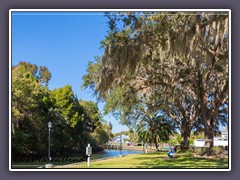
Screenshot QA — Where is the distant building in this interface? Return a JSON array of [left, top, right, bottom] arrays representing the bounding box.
[[194, 127, 228, 147], [110, 134, 129, 144], [221, 127, 228, 140]]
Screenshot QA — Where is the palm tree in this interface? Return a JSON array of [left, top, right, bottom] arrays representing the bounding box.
[[137, 112, 176, 150]]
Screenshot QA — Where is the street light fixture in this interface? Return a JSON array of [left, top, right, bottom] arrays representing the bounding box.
[[48, 121, 52, 128]]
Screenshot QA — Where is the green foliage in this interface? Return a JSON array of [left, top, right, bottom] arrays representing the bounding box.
[[194, 146, 226, 156], [193, 132, 205, 139], [52, 85, 81, 128], [194, 147, 206, 156], [92, 123, 111, 147], [39, 66, 52, 86], [16, 61, 51, 86], [137, 113, 176, 149], [12, 64, 51, 154], [12, 62, 111, 157], [79, 100, 102, 132], [212, 146, 226, 155], [167, 133, 181, 145], [128, 129, 139, 142], [81, 56, 101, 91], [91, 12, 229, 154]]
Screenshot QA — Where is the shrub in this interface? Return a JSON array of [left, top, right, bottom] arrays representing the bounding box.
[[194, 146, 226, 156], [212, 146, 225, 155], [194, 147, 205, 156]]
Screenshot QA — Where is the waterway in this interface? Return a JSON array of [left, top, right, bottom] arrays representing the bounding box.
[[91, 149, 142, 160]]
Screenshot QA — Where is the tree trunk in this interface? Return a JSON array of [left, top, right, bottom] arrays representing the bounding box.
[[198, 72, 215, 155], [204, 119, 214, 155], [180, 131, 190, 150], [154, 136, 159, 150], [180, 120, 191, 150]]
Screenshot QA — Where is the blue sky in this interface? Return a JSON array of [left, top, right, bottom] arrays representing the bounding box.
[[12, 11, 129, 133]]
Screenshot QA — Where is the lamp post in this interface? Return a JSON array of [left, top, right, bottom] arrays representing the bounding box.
[[48, 121, 52, 162], [45, 121, 53, 168]]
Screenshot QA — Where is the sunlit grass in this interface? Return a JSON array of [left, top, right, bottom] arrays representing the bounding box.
[[55, 151, 228, 169]]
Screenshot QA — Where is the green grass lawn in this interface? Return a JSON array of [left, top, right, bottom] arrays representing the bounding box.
[[55, 151, 228, 169]]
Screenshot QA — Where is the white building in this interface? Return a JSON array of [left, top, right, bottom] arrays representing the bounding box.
[[194, 127, 228, 147], [221, 127, 228, 139]]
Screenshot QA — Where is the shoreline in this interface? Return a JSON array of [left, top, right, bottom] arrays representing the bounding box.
[[113, 146, 157, 152]]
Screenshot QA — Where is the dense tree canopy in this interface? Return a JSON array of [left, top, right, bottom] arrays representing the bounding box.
[[12, 64, 51, 154], [12, 62, 111, 157], [82, 11, 229, 155]]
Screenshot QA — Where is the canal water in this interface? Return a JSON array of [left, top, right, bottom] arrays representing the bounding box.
[[90, 149, 142, 160]]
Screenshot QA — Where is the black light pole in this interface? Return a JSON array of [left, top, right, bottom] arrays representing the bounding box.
[[48, 121, 52, 163]]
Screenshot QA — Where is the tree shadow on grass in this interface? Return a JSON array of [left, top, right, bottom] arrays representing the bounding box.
[[134, 156, 228, 169], [133, 155, 166, 160]]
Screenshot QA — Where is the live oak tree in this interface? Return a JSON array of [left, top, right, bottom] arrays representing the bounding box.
[[93, 12, 229, 155], [134, 59, 201, 150], [82, 55, 198, 150]]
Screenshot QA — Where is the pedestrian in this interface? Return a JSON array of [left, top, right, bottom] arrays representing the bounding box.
[[167, 144, 175, 159]]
